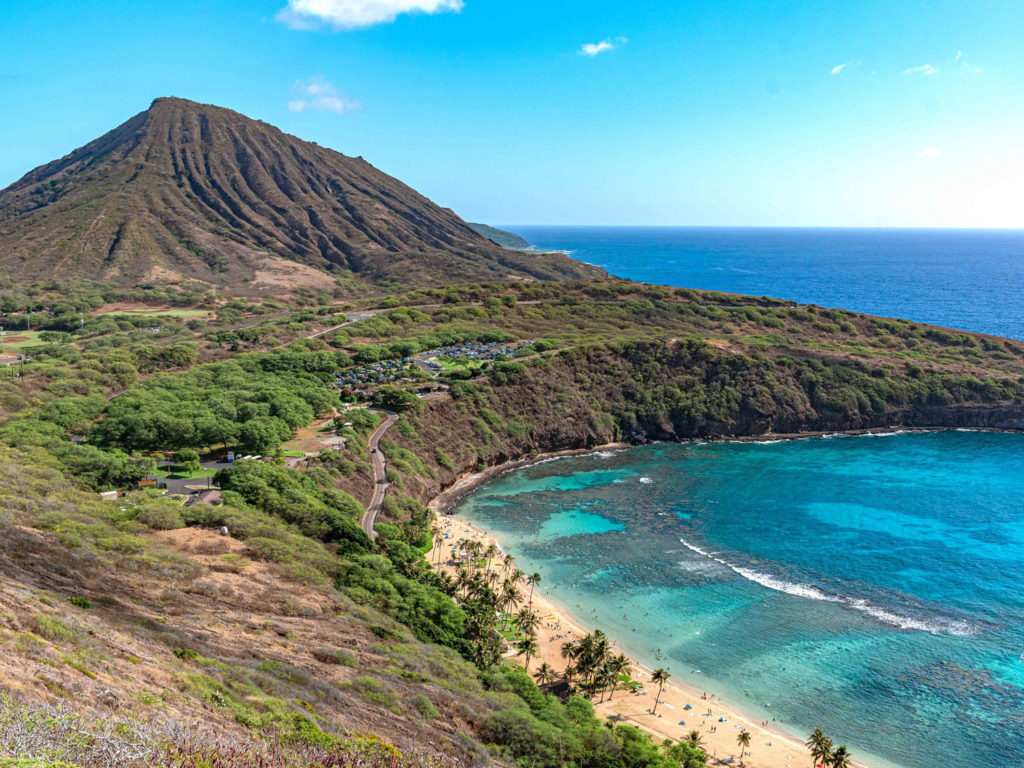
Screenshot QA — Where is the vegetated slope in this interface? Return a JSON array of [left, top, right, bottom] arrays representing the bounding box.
[[467, 224, 530, 250], [4, 280, 1024, 767], [315, 284, 1024, 506], [0, 445, 484, 763], [0, 98, 601, 294]]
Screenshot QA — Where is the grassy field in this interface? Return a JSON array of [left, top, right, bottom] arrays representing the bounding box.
[[152, 464, 218, 479], [91, 306, 211, 319], [0, 329, 45, 351], [436, 356, 485, 375]]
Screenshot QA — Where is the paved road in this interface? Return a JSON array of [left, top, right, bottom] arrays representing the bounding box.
[[308, 311, 378, 339], [360, 409, 399, 540]]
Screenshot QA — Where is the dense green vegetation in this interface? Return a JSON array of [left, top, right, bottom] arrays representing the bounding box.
[[1, 275, 1021, 767]]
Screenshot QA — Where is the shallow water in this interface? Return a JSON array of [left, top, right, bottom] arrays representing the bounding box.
[[454, 431, 1024, 768]]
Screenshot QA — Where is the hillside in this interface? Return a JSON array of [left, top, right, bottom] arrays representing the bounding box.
[[467, 224, 530, 250], [1, 279, 1024, 767], [0, 98, 601, 294]]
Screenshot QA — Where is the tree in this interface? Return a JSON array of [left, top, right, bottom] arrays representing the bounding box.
[[39, 331, 72, 346], [534, 662, 555, 686], [516, 607, 540, 637], [432, 526, 443, 564], [526, 572, 541, 606], [806, 729, 834, 768], [238, 416, 290, 453], [500, 578, 519, 629], [650, 668, 670, 715], [829, 746, 852, 768], [484, 543, 498, 571], [605, 653, 631, 700], [176, 448, 201, 475], [372, 385, 422, 412], [736, 730, 751, 766], [515, 636, 539, 670]]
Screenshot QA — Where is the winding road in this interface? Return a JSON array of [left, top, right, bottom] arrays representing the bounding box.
[[308, 310, 378, 339], [360, 409, 398, 540]]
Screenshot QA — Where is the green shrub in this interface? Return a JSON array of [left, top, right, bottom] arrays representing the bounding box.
[[312, 647, 357, 666], [412, 693, 438, 720]]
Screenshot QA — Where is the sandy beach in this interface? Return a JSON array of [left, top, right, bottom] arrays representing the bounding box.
[[427, 449, 875, 768]]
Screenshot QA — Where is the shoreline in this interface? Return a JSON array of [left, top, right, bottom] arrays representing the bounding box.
[[427, 511, 838, 768], [430, 424, 1014, 514], [421, 430, 971, 768]]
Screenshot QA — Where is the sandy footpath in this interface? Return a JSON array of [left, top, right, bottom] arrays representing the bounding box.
[[426, 449, 873, 768]]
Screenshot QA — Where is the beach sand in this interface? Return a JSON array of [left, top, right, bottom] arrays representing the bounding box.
[[426, 453, 872, 768]]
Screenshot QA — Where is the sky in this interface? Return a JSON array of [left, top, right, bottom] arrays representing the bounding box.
[[0, 0, 1022, 228]]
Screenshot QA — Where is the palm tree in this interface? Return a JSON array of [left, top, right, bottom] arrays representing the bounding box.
[[806, 728, 834, 768], [605, 654, 631, 700], [650, 668, 670, 714], [594, 661, 614, 702], [467, 540, 483, 571], [560, 640, 578, 662], [498, 578, 518, 629], [515, 635, 539, 670], [534, 662, 555, 686], [574, 634, 598, 688], [736, 730, 751, 767], [829, 746, 852, 768], [516, 607, 540, 637], [431, 526, 443, 563], [526, 572, 542, 605], [687, 731, 704, 749]]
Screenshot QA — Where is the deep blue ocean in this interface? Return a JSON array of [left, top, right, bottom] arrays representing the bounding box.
[[455, 434, 1024, 768], [506, 226, 1024, 340]]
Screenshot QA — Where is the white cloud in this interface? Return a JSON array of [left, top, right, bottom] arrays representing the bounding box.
[[578, 37, 625, 57], [830, 61, 859, 75], [288, 76, 361, 114], [921, 147, 942, 157], [903, 64, 937, 76], [954, 50, 982, 74], [278, 0, 463, 30]]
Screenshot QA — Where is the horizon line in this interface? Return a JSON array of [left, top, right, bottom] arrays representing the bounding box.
[[495, 224, 1024, 232]]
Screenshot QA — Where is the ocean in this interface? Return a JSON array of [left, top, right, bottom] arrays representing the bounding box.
[[505, 226, 1024, 340], [454, 433, 1024, 768]]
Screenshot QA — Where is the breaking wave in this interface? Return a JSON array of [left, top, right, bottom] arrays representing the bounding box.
[[678, 538, 978, 636]]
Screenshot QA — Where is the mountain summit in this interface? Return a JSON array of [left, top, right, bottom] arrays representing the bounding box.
[[0, 98, 599, 292]]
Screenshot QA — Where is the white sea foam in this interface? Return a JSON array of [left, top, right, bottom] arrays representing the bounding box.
[[678, 538, 978, 636]]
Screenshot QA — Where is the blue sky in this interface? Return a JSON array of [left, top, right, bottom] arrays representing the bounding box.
[[1, 0, 1021, 227]]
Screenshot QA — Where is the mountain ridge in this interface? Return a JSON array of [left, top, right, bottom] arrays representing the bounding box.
[[0, 97, 602, 293], [467, 223, 531, 249]]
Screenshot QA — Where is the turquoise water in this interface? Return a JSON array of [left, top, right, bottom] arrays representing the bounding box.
[[454, 433, 1024, 768]]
